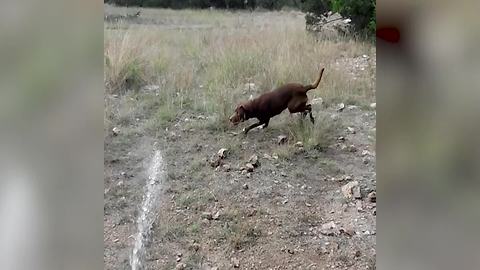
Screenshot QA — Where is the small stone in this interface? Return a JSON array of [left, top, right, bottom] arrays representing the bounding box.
[[370, 103, 376, 109], [282, 199, 289, 204], [277, 135, 288, 144], [176, 257, 182, 262], [175, 263, 186, 270], [263, 153, 272, 160], [217, 148, 228, 158], [272, 154, 279, 159], [232, 257, 240, 268], [361, 150, 371, 157], [353, 186, 362, 199], [354, 250, 361, 257], [177, 252, 183, 257], [248, 155, 260, 167], [347, 127, 356, 134], [246, 172, 251, 178], [222, 164, 231, 171], [367, 191, 376, 202], [213, 211, 220, 220], [337, 136, 345, 142], [337, 103, 345, 112], [339, 227, 355, 237], [305, 202, 312, 207], [201, 212, 213, 220], [287, 249, 295, 254], [280, 172, 287, 177], [363, 157, 370, 164], [341, 181, 359, 199], [112, 127, 120, 136], [320, 221, 338, 236], [190, 243, 200, 251], [243, 183, 249, 190], [245, 163, 254, 172], [295, 141, 304, 147], [347, 144, 357, 152]]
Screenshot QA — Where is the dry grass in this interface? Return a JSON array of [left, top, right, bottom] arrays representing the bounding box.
[[104, 6, 375, 138]]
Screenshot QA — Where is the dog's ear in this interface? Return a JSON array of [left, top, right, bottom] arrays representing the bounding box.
[[237, 105, 246, 119]]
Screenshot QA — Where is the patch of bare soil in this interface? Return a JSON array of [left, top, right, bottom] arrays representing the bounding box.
[[103, 101, 376, 269]]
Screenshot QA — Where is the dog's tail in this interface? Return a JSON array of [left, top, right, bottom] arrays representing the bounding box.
[[304, 68, 325, 92]]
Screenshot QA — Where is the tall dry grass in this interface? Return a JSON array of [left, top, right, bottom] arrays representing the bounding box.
[[104, 7, 375, 133]]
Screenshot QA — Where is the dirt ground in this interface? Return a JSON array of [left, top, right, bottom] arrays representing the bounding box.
[[104, 6, 375, 270], [105, 105, 376, 270]]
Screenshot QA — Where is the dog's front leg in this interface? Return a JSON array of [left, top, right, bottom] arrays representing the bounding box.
[[243, 121, 263, 134]]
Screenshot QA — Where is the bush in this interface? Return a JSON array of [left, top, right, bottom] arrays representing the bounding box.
[[301, 0, 376, 35]]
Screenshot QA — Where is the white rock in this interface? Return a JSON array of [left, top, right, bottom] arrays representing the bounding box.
[[217, 148, 228, 158], [370, 103, 376, 109], [341, 181, 359, 199]]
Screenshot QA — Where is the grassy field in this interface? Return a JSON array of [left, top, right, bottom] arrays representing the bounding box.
[[104, 6, 375, 137], [104, 5, 376, 270]]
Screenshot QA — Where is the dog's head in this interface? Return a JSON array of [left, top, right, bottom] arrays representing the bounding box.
[[229, 105, 247, 125]]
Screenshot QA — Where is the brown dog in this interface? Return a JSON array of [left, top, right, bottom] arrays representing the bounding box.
[[229, 68, 325, 134]]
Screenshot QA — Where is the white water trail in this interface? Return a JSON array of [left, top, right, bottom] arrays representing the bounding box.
[[130, 150, 165, 270]]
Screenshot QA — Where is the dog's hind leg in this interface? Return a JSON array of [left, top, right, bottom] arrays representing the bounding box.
[[306, 104, 314, 124]]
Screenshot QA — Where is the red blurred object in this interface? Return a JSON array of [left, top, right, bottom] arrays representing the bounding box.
[[377, 27, 400, 43]]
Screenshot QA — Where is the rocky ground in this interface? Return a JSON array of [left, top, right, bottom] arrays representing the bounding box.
[[104, 101, 376, 270]]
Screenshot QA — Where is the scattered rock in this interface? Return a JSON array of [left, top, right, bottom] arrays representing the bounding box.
[[242, 183, 249, 190], [282, 199, 289, 204], [337, 136, 345, 142], [245, 163, 255, 172], [222, 164, 231, 171], [248, 154, 260, 167], [354, 250, 361, 257], [212, 211, 220, 220], [370, 102, 376, 109], [277, 135, 288, 145], [272, 154, 279, 159], [175, 263, 186, 270], [177, 252, 183, 258], [367, 191, 376, 202], [361, 150, 371, 157], [339, 227, 355, 237], [347, 144, 357, 152], [176, 257, 182, 262], [337, 103, 345, 112], [311, 97, 323, 105], [217, 148, 228, 159], [209, 155, 222, 167], [347, 127, 356, 134], [341, 181, 359, 199], [295, 141, 304, 148], [305, 202, 312, 207], [201, 212, 213, 220], [231, 257, 240, 268], [280, 172, 287, 177], [320, 221, 338, 236], [353, 186, 362, 199], [190, 242, 200, 251], [112, 127, 120, 136]]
